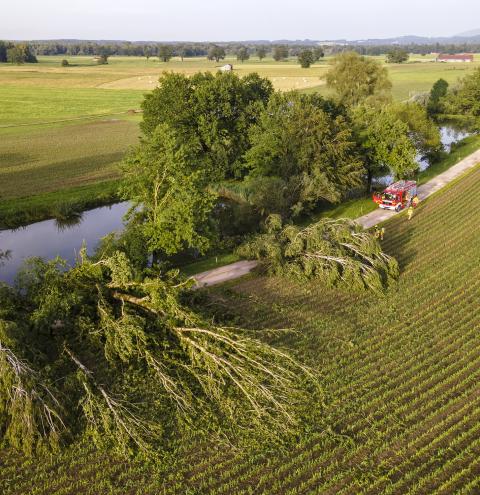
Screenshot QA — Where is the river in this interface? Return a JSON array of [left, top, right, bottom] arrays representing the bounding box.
[[0, 126, 474, 286]]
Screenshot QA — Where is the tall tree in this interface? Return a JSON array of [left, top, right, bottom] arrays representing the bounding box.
[[157, 44, 173, 62], [427, 78, 449, 116], [298, 49, 315, 68], [236, 46, 250, 63], [325, 52, 392, 107], [7, 46, 25, 65], [0, 41, 9, 63], [272, 45, 289, 61], [122, 124, 216, 258], [386, 48, 409, 63], [313, 46, 324, 61], [353, 104, 418, 191], [207, 45, 226, 62], [243, 92, 364, 218], [256, 46, 267, 60]]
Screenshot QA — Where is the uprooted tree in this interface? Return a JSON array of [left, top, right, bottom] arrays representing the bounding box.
[[0, 250, 315, 457], [238, 215, 399, 292]]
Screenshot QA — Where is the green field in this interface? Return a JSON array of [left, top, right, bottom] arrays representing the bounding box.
[[1, 54, 480, 227], [1, 157, 479, 493]]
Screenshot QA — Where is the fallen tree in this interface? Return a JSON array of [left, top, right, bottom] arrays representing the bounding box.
[[0, 250, 316, 457], [238, 215, 399, 292]]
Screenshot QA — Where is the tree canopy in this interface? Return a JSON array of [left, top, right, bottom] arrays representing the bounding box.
[[446, 68, 480, 117], [353, 104, 418, 189], [207, 45, 226, 62], [325, 52, 392, 107], [427, 78, 449, 116], [243, 92, 364, 218], [386, 48, 409, 63], [298, 49, 315, 68], [141, 71, 273, 179], [121, 124, 217, 259]]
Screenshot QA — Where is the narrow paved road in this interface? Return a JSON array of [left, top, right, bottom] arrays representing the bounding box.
[[194, 149, 480, 288]]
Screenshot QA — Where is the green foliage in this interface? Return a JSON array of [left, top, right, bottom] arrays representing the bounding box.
[[243, 92, 364, 218], [256, 46, 267, 60], [0, 40, 9, 63], [60, 59, 69, 67], [390, 101, 442, 154], [236, 46, 250, 62], [353, 104, 418, 187], [273, 45, 289, 61], [325, 51, 392, 107], [207, 45, 225, 62], [427, 78, 449, 116], [141, 71, 273, 178], [157, 45, 173, 62], [386, 48, 409, 63], [446, 68, 480, 117], [0, 250, 315, 457], [298, 49, 315, 68], [121, 124, 217, 257], [238, 215, 398, 292]]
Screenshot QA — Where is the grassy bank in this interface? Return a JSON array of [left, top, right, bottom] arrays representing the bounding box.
[[0, 181, 121, 229]]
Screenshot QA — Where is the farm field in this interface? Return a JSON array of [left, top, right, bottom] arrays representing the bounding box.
[[1, 161, 479, 493], [1, 53, 480, 226]]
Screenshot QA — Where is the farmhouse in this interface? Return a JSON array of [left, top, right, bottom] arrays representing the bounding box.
[[220, 63, 233, 72], [436, 53, 474, 63]]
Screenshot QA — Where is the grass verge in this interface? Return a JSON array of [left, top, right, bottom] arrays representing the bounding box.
[[0, 181, 121, 229]]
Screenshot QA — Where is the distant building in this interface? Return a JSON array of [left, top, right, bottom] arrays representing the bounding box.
[[220, 64, 233, 72], [436, 53, 474, 63]]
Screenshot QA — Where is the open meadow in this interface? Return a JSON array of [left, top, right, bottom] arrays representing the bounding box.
[[1, 159, 479, 494], [1, 53, 480, 225]]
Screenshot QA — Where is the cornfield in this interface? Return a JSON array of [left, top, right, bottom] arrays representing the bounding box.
[[1, 165, 480, 494]]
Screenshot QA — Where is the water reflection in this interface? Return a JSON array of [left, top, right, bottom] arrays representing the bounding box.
[[0, 202, 130, 286]]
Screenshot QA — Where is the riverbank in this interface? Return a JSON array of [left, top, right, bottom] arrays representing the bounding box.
[[0, 180, 121, 229]]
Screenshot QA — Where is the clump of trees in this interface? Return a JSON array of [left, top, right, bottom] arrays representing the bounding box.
[[386, 48, 409, 63], [0, 250, 315, 456], [0, 42, 38, 64], [238, 215, 399, 292], [236, 46, 250, 63], [445, 68, 480, 118], [158, 44, 174, 62]]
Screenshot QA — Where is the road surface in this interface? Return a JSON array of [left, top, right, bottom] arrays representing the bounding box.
[[193, 149, 480, 287]]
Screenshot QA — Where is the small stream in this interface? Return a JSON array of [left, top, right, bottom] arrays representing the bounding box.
[[0, 125, 474, 286]]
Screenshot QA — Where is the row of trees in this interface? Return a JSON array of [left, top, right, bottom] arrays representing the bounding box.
[[0, 41, 37, 64]]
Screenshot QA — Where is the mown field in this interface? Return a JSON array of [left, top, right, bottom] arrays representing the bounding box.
[[1, 161, 479, 493]]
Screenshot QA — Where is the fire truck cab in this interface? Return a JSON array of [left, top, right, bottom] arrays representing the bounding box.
[[373, 180, 417, 212]]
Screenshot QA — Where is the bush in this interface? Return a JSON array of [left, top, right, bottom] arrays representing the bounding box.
[[61, 59, 69, 67]]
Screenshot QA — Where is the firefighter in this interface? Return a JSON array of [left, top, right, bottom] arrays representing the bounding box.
[[407, 206, 414, 221], [374, 225, 380, 239], [412, 195, 419, 208], [380, 227, 385, 240]]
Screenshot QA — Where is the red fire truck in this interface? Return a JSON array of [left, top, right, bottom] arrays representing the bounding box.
[[373, 180, 417, 212]]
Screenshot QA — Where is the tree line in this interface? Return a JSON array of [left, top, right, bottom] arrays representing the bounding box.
[[0, 41, 37, 64]]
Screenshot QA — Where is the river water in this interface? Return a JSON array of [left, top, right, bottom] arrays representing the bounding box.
[[0, 202, 130, 285], [0, 126, 474, 286]]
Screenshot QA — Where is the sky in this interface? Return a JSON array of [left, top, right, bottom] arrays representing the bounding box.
[[2, 0, 480, 41]]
